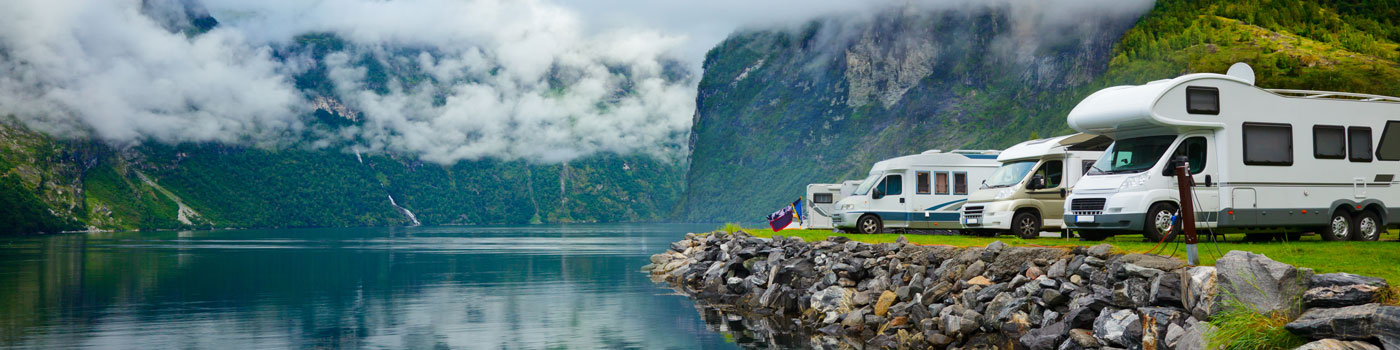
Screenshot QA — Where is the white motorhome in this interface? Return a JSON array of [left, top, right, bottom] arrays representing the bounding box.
[[1064, 63, 1400, 242], [834, 150, 1001, 234], [804, 180, 862, 230], [960, 134, 1111, 238]]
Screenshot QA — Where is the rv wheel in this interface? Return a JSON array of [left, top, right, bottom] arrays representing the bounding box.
[[1143, 203, 1179, 243], [1013, 212, 1041, 239], [857, 215, 883, 235], [1353, 211, 1381, 241], [1322, 211, 1352, 241]]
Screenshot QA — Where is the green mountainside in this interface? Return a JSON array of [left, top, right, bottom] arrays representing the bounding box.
[[0, 120, 682, 234], [678, 0, 1400, 222]]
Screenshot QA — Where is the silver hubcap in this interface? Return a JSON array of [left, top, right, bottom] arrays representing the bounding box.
[[1020, 217, 1035, 234], [862, 219, 877, 233], [1360, 217, 1378, 239], [1332, 216, 1349, 237], [1154, 211, 1173, 234]]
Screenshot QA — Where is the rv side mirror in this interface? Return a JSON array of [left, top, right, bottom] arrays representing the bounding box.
[[1028, 174, 1046, 190], [1165, 155, 1190, 176], [872, 189, 885, 199]]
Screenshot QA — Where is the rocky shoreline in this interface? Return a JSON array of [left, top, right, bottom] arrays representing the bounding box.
[[645, 231, 1398, 349]]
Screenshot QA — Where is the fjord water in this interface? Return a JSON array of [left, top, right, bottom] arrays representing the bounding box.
[[0, 224, 749, 349]]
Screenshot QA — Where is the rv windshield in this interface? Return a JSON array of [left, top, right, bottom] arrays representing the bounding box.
[[983, 161, 1037, 189], [1088, 136, 1177, 175], [853, 173, 881, 195]]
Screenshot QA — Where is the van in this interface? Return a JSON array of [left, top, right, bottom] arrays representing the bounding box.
[[1064, 63, 1400, 242], [834, 150, 1001, 234], [804, 180, 862, 230], [960, 134, 1111, 238]]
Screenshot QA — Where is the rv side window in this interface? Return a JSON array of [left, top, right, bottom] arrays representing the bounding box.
[[935, 172, 950, 195], [1377, 121, 1400, 161], [1033, 161, 1063, 188], [881, 175, 902, 196], [1242, 123, 1293, 166], [953, 173, 968, 195], [916, 171, 931, 194], [813, 193, 834, 204], [1172, 137, 1208, 174], [1349, 126, 1373, 162], [1313, 125, 1346, 159], [1081, 160, 1096, 176], [1186, 86, 1220, 115]]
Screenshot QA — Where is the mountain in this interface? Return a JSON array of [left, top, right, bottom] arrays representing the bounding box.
[[677, 0, 1400, 222]]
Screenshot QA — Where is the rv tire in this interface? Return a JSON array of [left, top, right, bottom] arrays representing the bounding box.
[[1322, 211, 1353, 241], [1143, 203, 1179, 243], [857, 215, 883, 235], [1352, 211, 1381, 241], [1012, 211, 1041, 239]]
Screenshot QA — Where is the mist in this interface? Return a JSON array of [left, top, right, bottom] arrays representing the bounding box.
[[0, 0, 1153, 164]]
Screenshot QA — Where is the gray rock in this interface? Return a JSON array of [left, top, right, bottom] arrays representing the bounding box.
[[1069, 328, 1101, 348], [1150, 272, 1184, 308], [1118, 253, 1188, 271], [1215, 250, 1312, 317], [1087, 244, 1114, 258], [896, 235, 909, 244], [927, 332, 954, 347], [964, 260, 988, 281], [1285, 303, 1400, 350], [1305, 273, 1390, 308], [1021, 321, 1070, 350], [1048, 259, 1069, 278], [726, 276, 746, 294], [1294, 339, 1382, 350], [1044, 288, 1070, 307], [1113, 278, 1150, 308], [1094, 308, 1142, 349], [853, 290, 873, 306], [1175, 319, 1216, 350], [1139, 307, 1187, 350], [810, 286, 849, 320], [1180, 266, 1219, 320], [1164, 323, 1185, 349], [1124, 263, 1165, 279]]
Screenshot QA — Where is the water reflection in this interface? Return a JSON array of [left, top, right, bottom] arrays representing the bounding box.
[[0, 224, 740, 349]]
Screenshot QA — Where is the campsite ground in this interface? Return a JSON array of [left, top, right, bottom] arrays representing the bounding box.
[[732, 226, 1400, 284]]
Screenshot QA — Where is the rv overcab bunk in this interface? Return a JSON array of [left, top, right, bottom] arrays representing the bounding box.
[[1064, 63, 1400, 242]]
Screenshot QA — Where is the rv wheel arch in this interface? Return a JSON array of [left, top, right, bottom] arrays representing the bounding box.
[[1142, 201, 1179, 243]]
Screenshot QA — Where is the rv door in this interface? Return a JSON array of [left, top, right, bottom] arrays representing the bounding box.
[[1170, 135, 1219, 225], [869, 173, 908, 227]]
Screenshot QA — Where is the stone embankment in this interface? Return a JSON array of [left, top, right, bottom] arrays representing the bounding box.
[[645, 231, 1398, 350]]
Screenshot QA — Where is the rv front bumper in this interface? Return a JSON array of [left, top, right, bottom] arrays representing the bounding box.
[[832, 212, 860, 229], [1064, 212, 1145, 232], [963, 211, 1013, 230]]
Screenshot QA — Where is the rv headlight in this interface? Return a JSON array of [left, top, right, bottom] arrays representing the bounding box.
[[840, 204, 854, 210], [1119, 173, 1151, 190], [994, 188, 1016, 200]]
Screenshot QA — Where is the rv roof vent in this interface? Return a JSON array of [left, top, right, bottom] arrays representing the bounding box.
[[921, 150, 943, 154], [1226, 62, 1256, 85]]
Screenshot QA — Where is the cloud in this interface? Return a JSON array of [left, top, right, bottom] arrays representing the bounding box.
[[0, 0, 1153, 164]]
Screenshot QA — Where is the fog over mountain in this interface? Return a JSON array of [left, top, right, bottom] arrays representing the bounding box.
[[0, 0, 1152, 164]]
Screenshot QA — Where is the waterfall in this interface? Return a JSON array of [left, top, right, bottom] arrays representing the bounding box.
[[354, 149, 363, 164], [387, 194, 421, 226]]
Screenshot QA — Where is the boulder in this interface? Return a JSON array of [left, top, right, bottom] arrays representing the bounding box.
[[874, 290, 897, 316], [1139, 307, 1187, 350], [968, 275, 994, 286], [1285, 303, 1400, 350], [1118, 253, 1188, 271], [1021, 321, 1070, 350], [964, 260, 988, 280], [1094, 308, 1143, 349], [1179, 266, 1219, 320], [1069, 328, 1101, 348], [1113, 278, 1150, 308], [811, 286, 850, 320], [1087, 244, 1114, 259], [1175, 319, 1216, 350], [1294, 339, 1382, 350], [1305, 273, 1390, 308], [1048, 259, 1069, 278], [1214, 251, 1312, 316], [1150, 272, 1184, 308]]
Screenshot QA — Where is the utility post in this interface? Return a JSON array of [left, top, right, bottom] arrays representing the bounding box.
[[1174, 157, 1199, 265]]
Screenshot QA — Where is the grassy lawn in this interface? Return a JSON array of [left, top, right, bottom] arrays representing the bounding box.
[[734, 226, 1400, 284]]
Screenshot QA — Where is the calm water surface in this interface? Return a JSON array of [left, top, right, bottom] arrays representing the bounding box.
[[0, 224, 776, 349]]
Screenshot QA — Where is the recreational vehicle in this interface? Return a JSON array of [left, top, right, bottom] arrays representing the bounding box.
[[833, 150, 1001, 234], [960, 134, 1111, 238], [804, 180, 862, 230], [1064, 63, 1400, 242]]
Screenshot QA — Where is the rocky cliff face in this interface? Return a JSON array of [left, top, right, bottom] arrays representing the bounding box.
[[678, 5, 1140, 222]]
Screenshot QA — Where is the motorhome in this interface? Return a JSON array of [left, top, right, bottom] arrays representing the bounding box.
[[834, 150, 1001, 234], [960, 134, 1111, 238], [804, 180, 862, 230], [1063, 63, 1400, 242]]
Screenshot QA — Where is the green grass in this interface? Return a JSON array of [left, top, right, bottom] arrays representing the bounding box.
[[734, 227, 1400, 283], [1208, 300, 1307, 350]]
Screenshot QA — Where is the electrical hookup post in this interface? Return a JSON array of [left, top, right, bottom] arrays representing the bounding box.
[[1173, 158, 1200, 266]]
